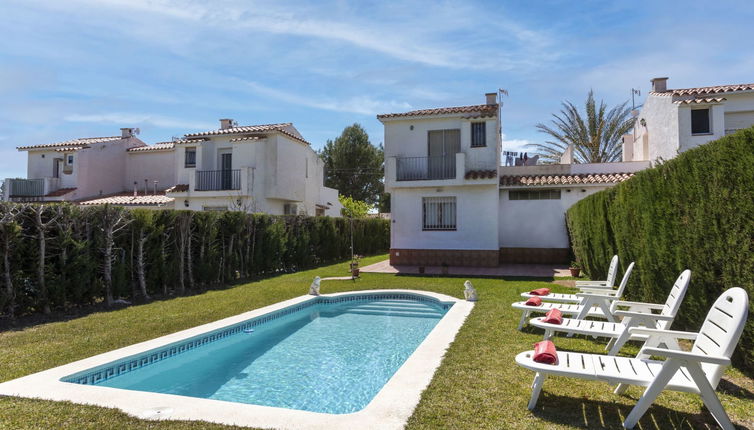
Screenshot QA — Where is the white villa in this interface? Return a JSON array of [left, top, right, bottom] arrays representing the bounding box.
[[623, 78, 754, 163], [380, 93, 649, 267], [3, 120, 343, 216]]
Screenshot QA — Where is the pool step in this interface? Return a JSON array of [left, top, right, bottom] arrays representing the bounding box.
[[341, 309, 444, 319], [343, 301, 445, 318]]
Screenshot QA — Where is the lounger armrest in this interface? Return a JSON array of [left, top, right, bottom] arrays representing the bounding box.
[[613, 310, 674, 320], [641, 347, 731, 366], [576, 292, 621, 300], [575, 281, 609, 287], [577, 288, 618, 295], [613, 301, 664, 310], [627, 327, 698, 339]]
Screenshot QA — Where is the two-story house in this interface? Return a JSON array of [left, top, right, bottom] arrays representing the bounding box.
[[380, 93, 648, 267], [166, 119, 342, 216], [3, 128, 161, 203], [623, 78, 754, 162]]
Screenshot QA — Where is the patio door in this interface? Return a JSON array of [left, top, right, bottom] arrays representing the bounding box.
[[53, 158, 62, 178], [220, 152, 232, 190], [428, 129, 459, 179]]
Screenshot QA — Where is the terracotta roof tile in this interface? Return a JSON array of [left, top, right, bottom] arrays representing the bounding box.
[[377, 104, 498, 119], [464, 169, 497, 180], [54, 146, 89, 152], [79, 193, 174, 206], [228, 136, 263, 142], [651, 83, 754, 96], [18, 136, 121, 151], [170, 138, 207, 145], [127, 142, 175, 152], [45, 187, 77, 197], [500, 173, 635, 187], [184, 123, 292, 137], [673, 97, 726, 105], [166, 184, 189, 193]]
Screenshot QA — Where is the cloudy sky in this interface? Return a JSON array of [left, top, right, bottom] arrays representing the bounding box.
[[1, 0, 753, 177]]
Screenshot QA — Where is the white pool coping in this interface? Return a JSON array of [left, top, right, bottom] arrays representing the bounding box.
[[0, 289, 474, 430]]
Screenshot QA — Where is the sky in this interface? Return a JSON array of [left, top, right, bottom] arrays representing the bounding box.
[[1, 0, 753, 178]]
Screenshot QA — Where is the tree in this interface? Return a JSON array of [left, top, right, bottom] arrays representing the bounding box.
[[29, 204, 59, 314], [321, 124, 384, 206], [339, 195, 372, 218], [529, 90, 635, 163], [98, 205, 131, 307], [0, 204, 21, 316]]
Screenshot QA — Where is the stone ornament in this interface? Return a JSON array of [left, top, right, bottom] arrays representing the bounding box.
[[464, 280, 478, 301]]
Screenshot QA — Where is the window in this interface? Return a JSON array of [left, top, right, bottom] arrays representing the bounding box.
[[185, 148, 196, 167], [67, 154, 74, 164], [422, 197, 456, 230], [691, 109, 711, 134], [471, 122, 486, 147], [509, 189, 561, 200]]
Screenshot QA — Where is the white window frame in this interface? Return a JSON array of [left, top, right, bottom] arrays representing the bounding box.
[[691, 108, 712, 135], [422, 196, 457, 231]]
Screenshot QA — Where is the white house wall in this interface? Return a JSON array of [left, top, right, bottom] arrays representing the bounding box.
[[677, 103, 726, 153], [125, 151, 177, 192], [633, 95, 679, 162], [390, 185, 498, 251]]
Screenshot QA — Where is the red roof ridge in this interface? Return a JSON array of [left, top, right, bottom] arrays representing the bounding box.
[[377, 103, 498, 119]]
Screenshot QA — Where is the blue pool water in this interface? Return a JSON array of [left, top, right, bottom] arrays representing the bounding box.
[[65, 295, 451, 414]]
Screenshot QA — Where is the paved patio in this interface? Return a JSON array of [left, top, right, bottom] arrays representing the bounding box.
[[360, 259, 571, 278]]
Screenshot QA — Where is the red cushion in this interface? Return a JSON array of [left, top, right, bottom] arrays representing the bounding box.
[[525, 297, 542, 306], [529, 288, 551, 296], [533, 340, 558, 364], [542, 308, 563, 324]]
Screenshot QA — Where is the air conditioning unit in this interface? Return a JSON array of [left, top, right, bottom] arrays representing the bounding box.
[[283, 203, 298, 215]]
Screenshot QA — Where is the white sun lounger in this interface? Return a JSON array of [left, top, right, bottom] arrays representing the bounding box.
[[520, 262, 634, 304], [530, 270, 691, 355], [573, 255, 618, 289], [516, 287, 748, 429]]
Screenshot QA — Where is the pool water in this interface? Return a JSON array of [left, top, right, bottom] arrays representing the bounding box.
[[88, 297, 449, 414]]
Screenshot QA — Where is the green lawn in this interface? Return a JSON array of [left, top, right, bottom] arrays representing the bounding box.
[[1, 255, 752, 429]]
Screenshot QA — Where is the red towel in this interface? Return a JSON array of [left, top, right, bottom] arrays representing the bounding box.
[[529, 288, 551, 296], [542, 308, 563, 324], [525, 297, 542, 306], [533, 340, 558, 364]]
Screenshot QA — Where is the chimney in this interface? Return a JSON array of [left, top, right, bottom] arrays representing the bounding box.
[[650, 77, 669, 93], [121, 128, 134, 138], [219, 118, 234, 130], [485, 92, 497, 105]]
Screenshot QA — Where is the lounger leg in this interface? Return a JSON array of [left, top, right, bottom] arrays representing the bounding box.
[[518, 311, 529, 330], [608, 330, 631, 356], [685, 363, 734, 430], [623, 359, 680, 429], [528, 372, 547, 410], [543, 329, 552, 340], [614, 383, 628, 395], [605, 338, 616, 351]]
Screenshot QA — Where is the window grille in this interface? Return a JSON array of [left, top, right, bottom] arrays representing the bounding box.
[[423, 196, 457, 230], [509, 189, 561, 200], [185, 148, 197, 167], [471, 122, 486, 147]]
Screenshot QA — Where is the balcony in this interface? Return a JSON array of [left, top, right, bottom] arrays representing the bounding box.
[[396, 156, 456, 181], [195, 169, 241, 191]]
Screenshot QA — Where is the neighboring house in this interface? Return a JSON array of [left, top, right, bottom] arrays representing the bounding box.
[[380, 93, 649, 267], [166, 119, 342, 216], [2, 128, 162, 203], [623, 78, 754, 162]]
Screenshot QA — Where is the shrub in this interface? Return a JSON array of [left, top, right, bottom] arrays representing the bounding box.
[[566, 127, 754, 372]]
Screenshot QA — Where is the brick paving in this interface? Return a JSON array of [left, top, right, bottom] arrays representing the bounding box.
[[360, 259, 571, 278]]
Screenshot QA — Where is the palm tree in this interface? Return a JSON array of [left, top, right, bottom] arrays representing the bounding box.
[[528, 90, 635, 163]]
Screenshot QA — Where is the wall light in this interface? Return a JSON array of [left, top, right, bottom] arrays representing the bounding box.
[[184, 200, 189, 207]]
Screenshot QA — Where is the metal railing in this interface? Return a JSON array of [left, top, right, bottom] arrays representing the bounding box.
[[8, 178, 45, 197], [195, 169, 241, 191], [396, 156, 456, 181]]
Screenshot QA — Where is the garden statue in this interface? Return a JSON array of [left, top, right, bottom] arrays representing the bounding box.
[[463, 280, 478, 301], [309, 276, 321, 296]]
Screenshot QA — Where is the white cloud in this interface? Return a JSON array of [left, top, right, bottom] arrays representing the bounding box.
[[64, 113, 214, 130], [241, 81, 411, 115], [501, 133, 532, 152]]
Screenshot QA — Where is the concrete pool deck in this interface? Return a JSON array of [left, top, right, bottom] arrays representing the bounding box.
[[361, 259, 571, 278], [0, 289, 474, 430]]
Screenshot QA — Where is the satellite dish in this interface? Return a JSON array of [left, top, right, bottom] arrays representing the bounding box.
[[133, 128, 141, 135]]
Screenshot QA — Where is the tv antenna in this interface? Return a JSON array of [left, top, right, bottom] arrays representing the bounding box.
[[631, 88, 641, 110]]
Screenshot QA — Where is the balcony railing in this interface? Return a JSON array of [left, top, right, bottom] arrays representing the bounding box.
[[8, 178, 45, 197], [195, 169, 241, 191], [396, 156, 456, 181]]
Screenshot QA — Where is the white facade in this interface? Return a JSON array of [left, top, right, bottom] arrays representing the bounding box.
[[625, 78, 754, 163], [167, 120, 342, 217], [380, 93, 650, 266]]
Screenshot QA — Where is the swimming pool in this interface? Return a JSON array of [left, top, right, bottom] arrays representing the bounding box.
[[63, 294, 450, 414], [0, 290, 473, 429]]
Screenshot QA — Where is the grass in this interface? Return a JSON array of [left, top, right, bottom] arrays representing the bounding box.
[[1, 254, 752, 429]]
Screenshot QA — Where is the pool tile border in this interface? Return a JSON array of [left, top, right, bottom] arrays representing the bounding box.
[[63, 292, 452, 386]]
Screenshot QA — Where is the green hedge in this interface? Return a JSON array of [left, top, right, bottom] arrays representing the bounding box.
[[567, 128, 754, 372], [0, 205, 389, 317]]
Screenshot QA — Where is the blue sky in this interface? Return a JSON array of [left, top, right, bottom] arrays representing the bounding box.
[[1, 0, 753, 178]]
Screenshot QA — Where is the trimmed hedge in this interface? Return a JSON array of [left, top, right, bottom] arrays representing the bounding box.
[[0, 204, 389, 317], [567, 128, 754, 372]]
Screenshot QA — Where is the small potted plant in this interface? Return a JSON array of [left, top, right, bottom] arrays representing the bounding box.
[[418, 266, 425, 274], [441, 262, 449, 275], [569, 260, 582, 278], [350, 255, 362, 278]]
